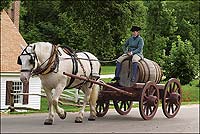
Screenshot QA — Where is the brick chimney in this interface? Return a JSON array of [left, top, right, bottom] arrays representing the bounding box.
[[6, 1, 20, 30]]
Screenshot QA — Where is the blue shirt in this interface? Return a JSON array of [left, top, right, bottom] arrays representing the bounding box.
[[123, 35, 144, 58]]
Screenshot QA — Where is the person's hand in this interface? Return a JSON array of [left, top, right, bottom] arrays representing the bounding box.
[[127, 52, 132, 56]]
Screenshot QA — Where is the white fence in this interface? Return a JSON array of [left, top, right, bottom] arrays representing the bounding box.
[[49, 88, 84, 104], [7, 75, 113, 111]]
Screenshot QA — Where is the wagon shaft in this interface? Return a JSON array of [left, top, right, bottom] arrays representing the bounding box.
[[63, 72, 135, 97]]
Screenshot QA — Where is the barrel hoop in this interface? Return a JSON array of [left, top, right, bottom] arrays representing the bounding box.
[[154, 61, 162, 83], [157, 62, 162, 83], [142, 59, 150, 82], [152, 61, 159, 83], [138, 61, 144, 82], [147, 59, 156, 82]]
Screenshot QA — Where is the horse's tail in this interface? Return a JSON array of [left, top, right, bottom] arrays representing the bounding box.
[[89, 79, 102, 115]]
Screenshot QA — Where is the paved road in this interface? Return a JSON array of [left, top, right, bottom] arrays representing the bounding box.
[[1, 104, 199, 133]]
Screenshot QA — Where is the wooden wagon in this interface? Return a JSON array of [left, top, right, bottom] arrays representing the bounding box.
[[64, 58, 182, 120]]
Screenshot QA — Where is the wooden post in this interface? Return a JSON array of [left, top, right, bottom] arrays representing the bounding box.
[[23, 81, 29, 104], [74, 89, 79, 103]]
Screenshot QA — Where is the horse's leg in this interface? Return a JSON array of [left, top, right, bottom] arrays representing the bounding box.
[[52, 84, 66, 120], [43, 88, 54, 125], [88, 83, 99, 121], [75, 84, 92, 123]]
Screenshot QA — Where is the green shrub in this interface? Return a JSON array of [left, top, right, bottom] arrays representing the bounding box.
[[164, 35, 198, 85]]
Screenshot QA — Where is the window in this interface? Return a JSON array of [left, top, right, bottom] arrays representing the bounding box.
[[6, 81, 29, 105], [12, 81, 23, 104]]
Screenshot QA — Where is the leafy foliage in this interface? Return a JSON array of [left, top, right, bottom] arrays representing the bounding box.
[[0, 0, 13, 11], [144, 1, 177, 66], [164, 36, 198, 85], [17, 1, 199, 83]]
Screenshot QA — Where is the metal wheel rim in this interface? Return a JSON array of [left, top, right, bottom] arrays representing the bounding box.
[[139, 81, 159, 120], [162, 78, 182, 118]]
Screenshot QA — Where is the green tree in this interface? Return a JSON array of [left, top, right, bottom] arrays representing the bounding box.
[[20, 1, 61, 44], [19, 0, 199, 70], [166, 1, 199, 54], [20, 1, 147, 62], [0, 0, 13, 11], [164, 36, 198, 85], [143, 1, 177, 66]]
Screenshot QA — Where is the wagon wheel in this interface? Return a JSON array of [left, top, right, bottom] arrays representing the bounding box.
[[96, 100, 109, 117], [139, 81, 159, 120], [96, 79, 109, 117], [162, 78, 182, 118], [113, 100, 133, 115]]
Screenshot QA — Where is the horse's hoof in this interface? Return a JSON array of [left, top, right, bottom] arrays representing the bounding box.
[[88, 118, 96, 121], [59, 111, 67, 120], [75, 117, 83, 123], [44, 119, 53, 125], [75, 120, 83, 123], [88, 115, 96, 121]]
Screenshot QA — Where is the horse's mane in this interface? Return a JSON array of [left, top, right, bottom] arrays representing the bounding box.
[[30, 42, 53, 58], [60, 45, 74, 53]]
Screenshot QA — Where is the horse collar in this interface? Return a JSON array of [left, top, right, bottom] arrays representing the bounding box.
[[31, 45, 59, 76]]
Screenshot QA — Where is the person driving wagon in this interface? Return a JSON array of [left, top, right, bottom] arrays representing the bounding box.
[[112, 26, 144, 82]]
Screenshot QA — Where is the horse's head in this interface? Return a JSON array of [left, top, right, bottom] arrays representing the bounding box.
[[17, 44, 36, 83]]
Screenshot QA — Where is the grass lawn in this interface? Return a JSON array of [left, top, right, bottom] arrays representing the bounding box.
[[181, 79, 199, 103], [100, 66, 115, 75]]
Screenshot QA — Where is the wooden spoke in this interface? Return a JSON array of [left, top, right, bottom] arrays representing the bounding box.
[[149, 106, 153, 113], [146, 106, 149, 116], [171, 104, 175, 113]]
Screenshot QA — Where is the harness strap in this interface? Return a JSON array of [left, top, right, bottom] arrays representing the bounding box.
[[65, 52, 92, 89], [83, 52, 93, 76], [65, 53, 78, 88], [76, 54, 87, 77]]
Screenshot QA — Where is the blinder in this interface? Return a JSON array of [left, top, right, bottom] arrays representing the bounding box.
[[17, 56, 22, 65], [17, 45, 36, 66], [17, 55, 35, 65]]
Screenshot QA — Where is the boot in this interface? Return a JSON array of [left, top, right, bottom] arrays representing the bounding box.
[[111, 62, 121, 81], [131, 62, 138, 82]]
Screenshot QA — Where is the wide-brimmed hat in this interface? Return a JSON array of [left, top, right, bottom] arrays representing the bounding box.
[[130, 26, 142, 32]]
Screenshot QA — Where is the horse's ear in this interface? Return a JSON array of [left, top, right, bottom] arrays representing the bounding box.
[[20, 44, 26, 50]]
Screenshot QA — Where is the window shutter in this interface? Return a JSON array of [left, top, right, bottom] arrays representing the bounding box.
[[6, 81, 13, 105], [23, 82, 29, 104]]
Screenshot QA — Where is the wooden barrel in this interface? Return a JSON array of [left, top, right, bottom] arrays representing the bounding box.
[[119, 58, 163, 87]]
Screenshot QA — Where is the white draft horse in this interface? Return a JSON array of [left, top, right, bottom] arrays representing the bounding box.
[[17, 42, 101, 124]]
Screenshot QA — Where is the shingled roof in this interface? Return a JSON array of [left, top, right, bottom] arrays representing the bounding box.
[[0, 10, 27, 73]]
